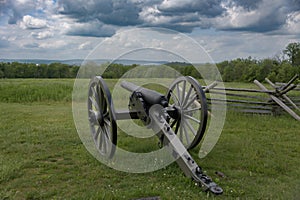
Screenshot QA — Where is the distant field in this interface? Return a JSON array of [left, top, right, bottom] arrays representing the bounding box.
[[0, 79, 300, 199]]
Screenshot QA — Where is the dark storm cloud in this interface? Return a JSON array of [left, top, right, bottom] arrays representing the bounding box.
[[99, 0, 142, 26], [231, 0, 263, 10], [58, 0, 112, 22], [65, 20, 115, 37], [157, 0, 225, 18], [58, 0, 142, 26], [291, 0, 300, 9]]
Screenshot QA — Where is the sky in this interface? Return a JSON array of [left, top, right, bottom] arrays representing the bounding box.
[[0, 0, 300, 63]]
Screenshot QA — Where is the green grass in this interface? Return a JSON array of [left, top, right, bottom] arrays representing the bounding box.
[[1, 79, 300, 199], [0, 79, 74, 103]]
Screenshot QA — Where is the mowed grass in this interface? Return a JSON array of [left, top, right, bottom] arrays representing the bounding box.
[[0, 79, 300, 199]]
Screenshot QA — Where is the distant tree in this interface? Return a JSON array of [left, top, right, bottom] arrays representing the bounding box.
[[4, 62, 16, 78], [257, 59, 274, 81], [70, 66, 80, 77], [277, 62, 295, 82], [283, 42, 300, 66], [0, 70, 4, 78]]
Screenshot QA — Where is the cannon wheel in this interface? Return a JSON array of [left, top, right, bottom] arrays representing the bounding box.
[[88, 76, 117, 158], [166, 76, 208, 150]]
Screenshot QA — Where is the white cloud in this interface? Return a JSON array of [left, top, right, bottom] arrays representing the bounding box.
[[19, 15, 48, 29], [214, 0, 290, 32], [78, 41, 92, 50], [215, 2, 257, 28], [159, 0, 193, 10], [31, 31, 54, 39], [16, 0, 30, 4], [285, 11, 300, 35]]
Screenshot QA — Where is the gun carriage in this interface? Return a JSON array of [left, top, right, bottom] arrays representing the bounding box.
[[88, 76, 223, 195]]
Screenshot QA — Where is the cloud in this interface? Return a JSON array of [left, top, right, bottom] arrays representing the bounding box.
[[39, 40, 68, 49], [57, 0, 224, 33], [65, 20, 115, 37], [213, 0, 296, 33], [230, 0, 263, 10], [0, 0, 52, 24], [1, 0, 300, 37], [31, 31, 54, 39], [0, 0, 299, 61], [19, 15, 48, 29], [157, 0, 224, 17], [54, 0, 300, 35], [58, 0, 141, 26], [139, 6, 204, 32], [78, 41, 92, 50], [285, 11, 300, 35], [23, 42, 39, 49]]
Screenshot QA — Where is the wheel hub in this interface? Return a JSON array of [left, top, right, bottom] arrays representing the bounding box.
[[166, 105, 181, 119], [89, 111, 105, 126]]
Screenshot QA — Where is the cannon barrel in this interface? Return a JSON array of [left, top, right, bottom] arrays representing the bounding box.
[[121, 80, 168, 107], [121, 80, 141, 92]]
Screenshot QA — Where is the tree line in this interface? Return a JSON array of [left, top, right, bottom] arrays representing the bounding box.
[[0, 62, 79, 78], [0, 42, 299, 82], [217, 42, 300, 82]]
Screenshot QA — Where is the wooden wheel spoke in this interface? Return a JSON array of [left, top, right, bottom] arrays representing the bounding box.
[[170, 90, 180, 106], [183, 94, 197, 109], [182, 122, 190, 145], [98, 88, 105, 111], [89, 96, 100, 111], [180, 80, 186, 105], [183, 118, 197, 136], [98, 127, 104, 151], [92, 127, 101, 149], [176, 83, 181, 105], [89, 109, 97, 125], [100, 127, 108, 154], [182, 85, 193, 106], [91, 86, 99, 104], [104, 124, 112, 148], [183, 114, 201, 124], [183, 107, 201, 113], [103, 118, 111, 127]]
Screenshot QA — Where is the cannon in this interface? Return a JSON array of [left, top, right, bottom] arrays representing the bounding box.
[[87, 76, 223, 195]]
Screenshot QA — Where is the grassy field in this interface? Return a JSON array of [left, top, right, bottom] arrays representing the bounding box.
[[0, 79, 300, 199]]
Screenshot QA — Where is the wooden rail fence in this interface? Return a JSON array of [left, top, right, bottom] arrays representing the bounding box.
[[204, 75, 300, 121]]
